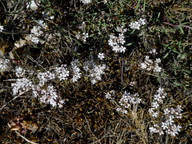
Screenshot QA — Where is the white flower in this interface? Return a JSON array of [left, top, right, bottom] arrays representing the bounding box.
[[37, 71, 55, 86], [129, 18, 146, 30], [119, 91, 141, 109], [138, 18, 146, 25], [108, 33, 126, 53], [161, 122, 168, 130], [152, 112, 159, 118], [11, 78, 33, 95], [29, 35, 39, 44], [40, 85, 59, 107], [82, 32, 89, 42], [32, 85, 41, 98], [15, 66, 26, 77], [155, 58, 161, 64], [150, 87, 183, 136], [0, 25, 4, 32], [90, 64, 106, 84], [152, 101, 159, 109], [167, 125, 182, 136], [76, 32, 89, 43], [54, 64, 69, 81], [140, 62, 147, 69], [140, 56, 163, 73], [80, 0, 92, 4], [149, 125, 160, 133], [154, 65, 162, 73], [116, 107, 127, 114], [116, 26, 127, 33], [71, 60, 81, 82], [50, 16, 54, 20], [129, 21, 141, 30], [105, 90, 115, 100], [98, 53, 105, 60], [58, 99, 65, 108], [37, 20, 48, 29], [149, 49, 157, 54], [31, 26, 43, 36], [27, 0, 38, 10], [0, 58, 10, 72]]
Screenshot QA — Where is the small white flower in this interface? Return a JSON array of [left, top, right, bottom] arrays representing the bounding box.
[[71, 60, 81, 82], [105, 90, 115, 100], [149, 49, 157, 54], [152, 112, 159, 118], [76, 32, 89, 43], [138, 18, 146, 25], [82, 32, 89, 42], [50, 16, 54, 20], [0, 25, 4, 32], [161, 122, 168, 130], [80, 0, 92, 4], [37, 20, 48, 29], [153, 65, 162, 73], [27, 0, 38, 10], [37, 71, 55, 86], [149, 126, 159, 133], [155, 58, 161, 64], [140, 63, 147, 69], [116, 107, 127, 114], [98, 53, 105, 60], [15, 66, 26, 77], [129, 81, 136, 86], [29, 35, 39, 44]]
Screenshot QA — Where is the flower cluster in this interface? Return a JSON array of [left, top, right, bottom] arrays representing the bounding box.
[[37, 71, 55, 86], [11, 65, 68, 107], [39, 85, 64, 108], [71, 60, 82, 82], [54, 65, 70, 81], [140, 56, 162, 73], [80, 0, 92, 4], [149, 88, 183, 136], [90, 64, 106, 84], [149, 106, 182, 136], [116, 91, 141, 114], [0, 58, 11, 72], [28, 20, 47, 44], [108, 27, 127, 53], [129, 18, 146, 30], [76, 32, 89, 43], [149, 87, 167, 118], [84, 61, 106, 84], [11, 78, 33, 96]]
